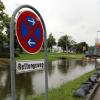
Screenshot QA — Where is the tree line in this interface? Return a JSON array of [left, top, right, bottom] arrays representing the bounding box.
[[47, 33, 88, 53], [0, 1, 10, 57]]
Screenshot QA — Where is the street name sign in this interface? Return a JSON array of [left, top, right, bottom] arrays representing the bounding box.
[[16, 10, 44, 54], [16, 60, 44, 74]]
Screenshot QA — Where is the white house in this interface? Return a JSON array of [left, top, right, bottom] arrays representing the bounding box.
[[52, 46, 63, 53]]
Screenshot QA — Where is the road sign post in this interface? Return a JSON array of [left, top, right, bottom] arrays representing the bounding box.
[[10, 5, 48, 100], [10, 9, 16, 100]]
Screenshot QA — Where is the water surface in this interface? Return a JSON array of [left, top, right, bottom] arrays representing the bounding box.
[[0, 59, 95, 100]]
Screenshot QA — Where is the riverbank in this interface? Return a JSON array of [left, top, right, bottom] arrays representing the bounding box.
[[0, 52, 84, 62], [16, 52, 85, 61], [26, 70, 95, 100], [0, 58, 9, 65]]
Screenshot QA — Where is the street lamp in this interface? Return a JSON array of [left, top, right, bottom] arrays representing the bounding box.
[[96, 31, 100, 47], [97, 31, 100, 39]]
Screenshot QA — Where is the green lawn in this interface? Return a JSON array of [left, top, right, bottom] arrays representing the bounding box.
[[0, 52, 85, 62], [25, 70, 95, 100], [16, 52, 84, 61]]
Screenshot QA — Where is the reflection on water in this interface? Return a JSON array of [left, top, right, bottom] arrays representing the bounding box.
[[16, 73, 34, 100], [0, 68, 11, 100], [0, 59, 95, 100], [48, 59, 95, 89]]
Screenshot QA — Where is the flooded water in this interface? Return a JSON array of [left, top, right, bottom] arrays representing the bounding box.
[[0, 59, 95, 100]]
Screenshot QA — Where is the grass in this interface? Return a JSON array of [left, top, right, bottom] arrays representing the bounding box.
[[25, 70, 95, 100], [0, 52, 84, 62], [16, 52, 85, 61]]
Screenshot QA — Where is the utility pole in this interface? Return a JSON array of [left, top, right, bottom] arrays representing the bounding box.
[[97, 31, 100, 40], [96, 31, 100, 47]]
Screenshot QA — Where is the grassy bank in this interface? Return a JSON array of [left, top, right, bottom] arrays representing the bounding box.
[[0, 52, 84, 62], [26, 70, 95, 100], [16, 52, 84, 61]]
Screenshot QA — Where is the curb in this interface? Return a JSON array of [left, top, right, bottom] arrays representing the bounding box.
[[86, 78, 100, 100]]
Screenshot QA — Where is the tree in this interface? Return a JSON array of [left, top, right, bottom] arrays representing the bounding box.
[[0, 1, 11, 57], [47, 33, 56, 52], [75, 42, 88, 53], [58, 35, 75, 52], [0, 1, 10, 42], [0, 1, 5, 39]]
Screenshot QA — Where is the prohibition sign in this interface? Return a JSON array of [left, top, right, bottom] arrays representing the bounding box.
[[16, 10, 44, 54]]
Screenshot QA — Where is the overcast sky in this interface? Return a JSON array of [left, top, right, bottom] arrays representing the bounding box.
[[2, 0, 100, 46]]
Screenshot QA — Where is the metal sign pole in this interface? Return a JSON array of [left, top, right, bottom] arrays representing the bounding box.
[[30, 5, 49, 100], [33, 5, 49, 99], [44, 24, 48, 100], [10, 11, 16, 100]]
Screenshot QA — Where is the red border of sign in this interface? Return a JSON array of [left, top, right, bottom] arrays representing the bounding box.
[[16, 11, 44, 54]]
